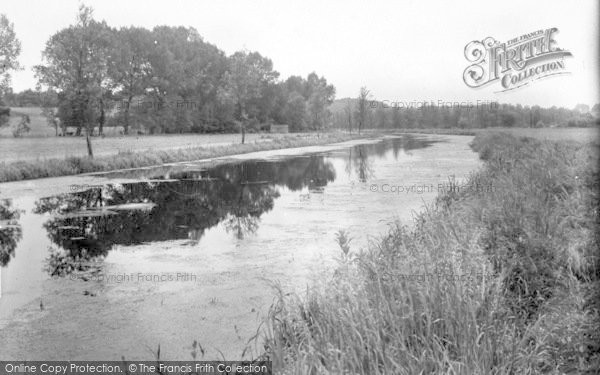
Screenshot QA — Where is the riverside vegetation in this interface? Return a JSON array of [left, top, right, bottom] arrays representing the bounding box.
[[262, 132, 600, 374], [0, 132, 360, 182]]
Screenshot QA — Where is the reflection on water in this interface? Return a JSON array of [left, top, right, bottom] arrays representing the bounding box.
[[16, 136, 433, 273], [0, 135, 440, 318], [33, 155, 339, 264], [0, 199, 22, 267]]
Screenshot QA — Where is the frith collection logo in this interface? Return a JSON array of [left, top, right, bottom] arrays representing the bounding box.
[[463, 28, 572, 92]]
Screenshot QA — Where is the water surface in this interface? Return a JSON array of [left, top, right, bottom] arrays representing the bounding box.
[[0, 134, 481, 360]]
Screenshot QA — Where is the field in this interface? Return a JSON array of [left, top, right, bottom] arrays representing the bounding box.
[[0, 107, 289, 162], [394, 126, 599, 142], [264, 131, 600, 374], [0, 132, 361, 182], [0, 107, 55, 138], [0, 132, 284, 163]]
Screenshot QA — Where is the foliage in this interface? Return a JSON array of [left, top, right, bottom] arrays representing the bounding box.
[[30, 5, 336, 137], [11, 114, 30, 137], [0, 14, 22, 97], [263, 132, 600, 374], [331, 98, 600, 130]]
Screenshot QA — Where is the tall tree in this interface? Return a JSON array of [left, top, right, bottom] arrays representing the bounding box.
[[356, 87, 370, 134], [0, 14, 21, 98], [35, 5, 114, 156], [344, 99, 354, 133], [0, 14, 21, 126], [306, 72, 335, 134], [109, 27, 154, 134], [222, 51, 279, 143]]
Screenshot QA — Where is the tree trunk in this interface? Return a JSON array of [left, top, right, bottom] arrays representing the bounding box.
[[98, 99, 105, 136], [86, 128, 94, 158], [124, 95, 133, 135], [239, 102, 246, 144]]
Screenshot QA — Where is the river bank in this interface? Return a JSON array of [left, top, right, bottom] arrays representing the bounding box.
[[265, 132, 599, 374]]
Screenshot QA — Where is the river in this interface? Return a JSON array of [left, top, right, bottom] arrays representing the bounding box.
[[0, 134, 481, 360]]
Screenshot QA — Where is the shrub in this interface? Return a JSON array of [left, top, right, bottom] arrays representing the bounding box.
[[11, 114, 30, 137]]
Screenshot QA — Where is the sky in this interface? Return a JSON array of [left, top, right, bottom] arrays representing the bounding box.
[[1, 0, 598, 108]]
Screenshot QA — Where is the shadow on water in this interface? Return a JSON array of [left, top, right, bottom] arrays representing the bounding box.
[[2, 135, 438, 273], [0, 199, 22, 267], [34, 155, 337, 274]]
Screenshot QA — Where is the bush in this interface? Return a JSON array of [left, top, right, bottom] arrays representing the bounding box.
[[11, 114, 31, 137]]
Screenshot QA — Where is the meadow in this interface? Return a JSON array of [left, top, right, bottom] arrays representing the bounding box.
[[0, 107, 370, 182], [0, 132, 360, 182], [394, 126, 599, 142], [263, 131, 600, 374], [0, 107, 285, 162]]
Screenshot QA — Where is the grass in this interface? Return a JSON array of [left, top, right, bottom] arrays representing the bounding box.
[[392, 127, 599, 142], [1, 107, 127, 138], [0, 107, 55, 138], [0, 132, 362, 182], [262, 132, 599, 374], [0, 129, 289, 163]]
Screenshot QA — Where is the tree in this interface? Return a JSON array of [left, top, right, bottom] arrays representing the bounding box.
[[306, 72, 335, 134], [108, 27, 154, 134], [222, 51, 279, 143], [42, 106, 60, 136], [11, 114, 30, 137], [574, 103, 590, 114], [344, 99, 354, 133], [0, 14, 22, 98], [0, 14, 21, 127], [284, 92, 308, 131], [35, 5, 114, 157], [356, 87, 371, 134]]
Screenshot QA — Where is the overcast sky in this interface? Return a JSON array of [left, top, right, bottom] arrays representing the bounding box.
[[2, 0, 598, 108]]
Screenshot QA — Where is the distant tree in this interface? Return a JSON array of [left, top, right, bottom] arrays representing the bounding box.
[[108, 27, 154, 134], [457, 116, 469, 129], [305, 72, 335, 134], [344, 99, 354, 133], [500, 111, 517, 127], [222, 51, 279, 143], [11, 114, 30, 137], [0, 105, 8, 127], [0, 14, 22, 98], [0, 14, 21, 127], [35, 5, 114, 157], [574, 103, 590, 114], [42, 106, 60, 136], [591, 103, 599, 117], [284, 92, 308, 132], [356, 87, 370, 134], [375, 106, 389, 128]]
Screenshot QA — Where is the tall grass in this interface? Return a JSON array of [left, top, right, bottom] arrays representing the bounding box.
[[263, 132, 599, 374], [0, 133, 361, 182]]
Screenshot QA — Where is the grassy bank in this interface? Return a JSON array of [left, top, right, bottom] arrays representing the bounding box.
[[0, 132, 362, 182], [392, 128, 478, 136], [393, 127, 599, 142], [263, 132, 599, 374]]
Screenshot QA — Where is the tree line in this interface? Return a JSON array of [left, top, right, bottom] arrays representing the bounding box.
[[0, 5, 335, 142], [332, 89, 600, 131], [1, 7, 598, 143]]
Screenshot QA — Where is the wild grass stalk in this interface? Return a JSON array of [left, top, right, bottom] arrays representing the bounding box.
[[262, 132, 599, 374]]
